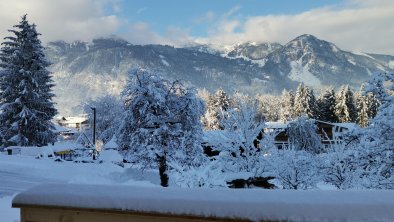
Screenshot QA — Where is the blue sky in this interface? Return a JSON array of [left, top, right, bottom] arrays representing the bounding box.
[[116, 0, 342, 37], [0, 0, 393, 54]]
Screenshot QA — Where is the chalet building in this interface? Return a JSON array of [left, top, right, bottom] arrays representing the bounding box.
[[202, 120, 357, 156], [55, 114, 90, 131], [265, 120, 357, 149], [52, 122, 78, 140]]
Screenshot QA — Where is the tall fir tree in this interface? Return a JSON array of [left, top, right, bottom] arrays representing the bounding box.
[[319, 87, 337, 122], [0, 15, 57, 146], [279, 89, 295, 122], [334, 85, 357, 123], [355, 84, 370, 127], [294, 83, 318, 119], [203, 88, 232, 130], [356, 98, 369, 127]]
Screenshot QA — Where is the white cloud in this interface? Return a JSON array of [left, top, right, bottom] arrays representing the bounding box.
[[0, 0, 121, 43], [0, 0, 392, 55], [197, 1, 394, 55], [120, 22, 192, 47]]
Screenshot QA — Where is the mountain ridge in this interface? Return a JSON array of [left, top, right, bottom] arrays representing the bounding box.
[[44, 34, 394, 115]]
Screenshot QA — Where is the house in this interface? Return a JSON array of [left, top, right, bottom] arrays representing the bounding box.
[[56, 114, 90, 131], [52, 122, 78, 140], [202, 120, 357, 155], [265, 120, 357, 149]]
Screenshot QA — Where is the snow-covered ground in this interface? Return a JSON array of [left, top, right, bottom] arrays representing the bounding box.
[[13, 183, 394, 222], [0, 153, 159, 222], [2, 152, 394, 222]]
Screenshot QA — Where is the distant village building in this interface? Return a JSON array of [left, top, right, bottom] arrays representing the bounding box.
[[202, 120, 357, 156], [264, 120, 357, 149], [55, 114, 90, 131]]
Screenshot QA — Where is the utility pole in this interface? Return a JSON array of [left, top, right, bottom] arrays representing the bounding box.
[[91, 107, 96, 160], [91, 107, 96, 148]]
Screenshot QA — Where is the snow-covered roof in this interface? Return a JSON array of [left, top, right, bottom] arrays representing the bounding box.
[[61, 116, 88, 124], [13, 184, 394, 222], [202, 130, 238, 148], [265, 121, 288, 129], [47, 141, 84, 152], [52, 123, 73, 133]]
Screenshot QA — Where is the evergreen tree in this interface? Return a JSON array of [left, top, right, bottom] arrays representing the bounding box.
[[357, 73, 394, 189], [116, 68, 205, 187], [0, 15, 57, 146], [257, 94, 280, 122], [356, 98, 369, 127], [318, 87, 337, 122], [354, 85, 370, 127], [203, 88, 231, 130], [334, 85, 357, 123], [294, 83, 318, 119], [279, 90, 295, 122]]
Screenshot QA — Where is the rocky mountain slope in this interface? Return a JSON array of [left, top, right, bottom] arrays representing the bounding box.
[[45, 35, 394, 115]]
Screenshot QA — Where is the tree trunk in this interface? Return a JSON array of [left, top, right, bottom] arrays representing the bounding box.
[[157, 155, 169, 187]]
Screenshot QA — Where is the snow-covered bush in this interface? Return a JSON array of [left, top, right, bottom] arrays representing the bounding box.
[[345, 72, 394, 189], [270, 149, 319, 190], [99, 149, 124, 167], [287, 116, 322, 154], [319, 146, 360, 189], [217, 94, 266, 175], [171, 161, 227, 188]]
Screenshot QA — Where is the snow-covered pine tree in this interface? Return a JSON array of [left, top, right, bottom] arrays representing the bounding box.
[[334, 85, 357, 123], [116, 68, 205, 187], [203, 88, 231, 130], [318, 87, 337, 122], [356, 98, 369, 127], [279, 90, 295, 122], [0, 15, 57, 147], [293, 83, 318, 119], [257, 94, 280, 122], [358, 73, 394, 189], [354, 85, 369, 127]]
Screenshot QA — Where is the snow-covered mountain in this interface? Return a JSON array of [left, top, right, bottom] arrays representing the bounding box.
[[226, 42, 283, 61], [45, 35, 394, 115], [260, 34, 394, 88]]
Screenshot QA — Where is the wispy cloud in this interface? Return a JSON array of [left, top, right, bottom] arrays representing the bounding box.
[[196, 1, 394, 54], [0, 0, 121, 43], [224, 5, 241, 17]]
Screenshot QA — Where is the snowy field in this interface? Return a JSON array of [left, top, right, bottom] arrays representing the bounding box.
[[0, 153, 159, 222], [2, 153, 394, 222]]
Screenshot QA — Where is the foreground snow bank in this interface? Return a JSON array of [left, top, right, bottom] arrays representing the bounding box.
[[0, 196, 18, 222], [13, 184, 394, 222]]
